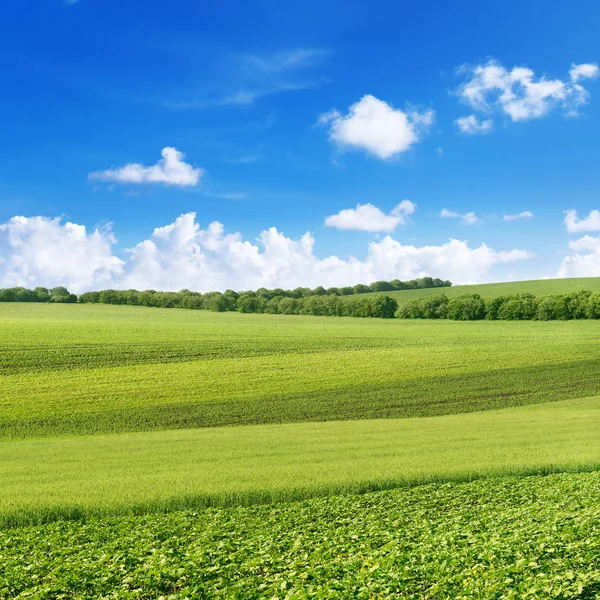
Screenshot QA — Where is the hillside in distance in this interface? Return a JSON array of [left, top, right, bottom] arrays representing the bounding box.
[[351, 277, 600, 306]]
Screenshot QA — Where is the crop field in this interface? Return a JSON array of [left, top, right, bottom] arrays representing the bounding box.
[[2, 303, 600, 438], [2, 297, 600, 596], [0, 395, 599, 527], [351, 276, 600, 306], [2, 471, 600, 598]]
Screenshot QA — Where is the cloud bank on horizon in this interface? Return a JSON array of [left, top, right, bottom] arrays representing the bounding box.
[[556, 210, 600, 278], [0, 212, 535, 293]]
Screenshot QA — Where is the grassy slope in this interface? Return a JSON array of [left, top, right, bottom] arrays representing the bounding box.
[[3, 471, 600, 598], [2, 303, 600, 438], [351, 276, 600, 306], [3, 296, 600, 596], [2, 396, 599, 526]]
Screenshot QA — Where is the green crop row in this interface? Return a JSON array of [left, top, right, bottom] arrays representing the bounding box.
[[2, 471, 599, 598]]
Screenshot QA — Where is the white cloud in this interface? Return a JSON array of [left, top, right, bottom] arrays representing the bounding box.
[[319, 95, 434, 159], [89, 147, 203, 187], [455, 60, 598, 123], [570, 63, 599, 83], [365, 237, 532, 285], [455, 114, 494, 134], [0, 216, 123, 293], [440, 209, 479, 225], [503, 211, 533, 221], [557, 235, 600, 277], [324, 200, 415, 233], [0, 212, 532, 291], [564, 209, 600, 233]]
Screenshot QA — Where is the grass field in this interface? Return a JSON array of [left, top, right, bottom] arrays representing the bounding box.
[[2, 294, 600, 596], [351, 276, 600, 305], [1, 396, 599, 527], [2, 303, 600, 438]]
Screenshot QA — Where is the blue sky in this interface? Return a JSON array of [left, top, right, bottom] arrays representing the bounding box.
[[1, 0, 599, 292]]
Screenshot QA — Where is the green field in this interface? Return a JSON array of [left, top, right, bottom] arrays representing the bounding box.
[[2, 303, 600, 438], [352, 276, 600, 305], [1, 396, 599, 527], [3, 471, 600, 598], [2, 296, 600, 596]]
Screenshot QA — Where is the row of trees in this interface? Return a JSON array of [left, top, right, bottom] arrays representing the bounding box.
[[5, 285, 600, 321], [74, 277, 449, 311], [0, 286, 77, 303], [238, 294, 398, 318], [398, 291, 600, 321], [1, 278, 450, 314], [78, 288, 399, 318], [233, 276, 451, 300], [78, 289, 231, 311]]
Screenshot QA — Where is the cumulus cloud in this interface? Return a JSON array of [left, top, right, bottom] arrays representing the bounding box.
[[455, 60, 598, 125], [324, 200, 416, 233], [440, 209, 479, 225], [0, 212, 532, 291], [0, 216, 123, 293], [564, 209, 600, 233], [89, 147, 203, 187], [503, 211, 533, 221], [455, 114, 494, 134], [319, 95, 434, 159], [557, 235, 600, 278]]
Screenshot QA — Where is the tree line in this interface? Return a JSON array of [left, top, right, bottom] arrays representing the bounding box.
[[0, 277, 448, 307], [4, 276, 452, 319], [76, 276, 449, 305], [0, 286, 77, 303], [3, 284, 600, 321], [77, 289, 399, 318], [398, 291, 600, 320]]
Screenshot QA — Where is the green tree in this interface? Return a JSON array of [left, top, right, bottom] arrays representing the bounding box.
[[447, 294, 486, 320], [369, 295, 398, 318], [236, 294, 262, 313]]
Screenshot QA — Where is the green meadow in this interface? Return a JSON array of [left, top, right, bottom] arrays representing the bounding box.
[[1, 396, 599, 527], [1, 288, 600, 596], [2, 303, 600, 438], [351, 276, 600, 305]]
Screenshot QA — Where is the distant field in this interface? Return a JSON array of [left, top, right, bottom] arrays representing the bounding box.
[[2, 303, 600, 438], [3, 471, 600, 597], [1, 396, 599, 526], [350, 276, 600, 306]]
